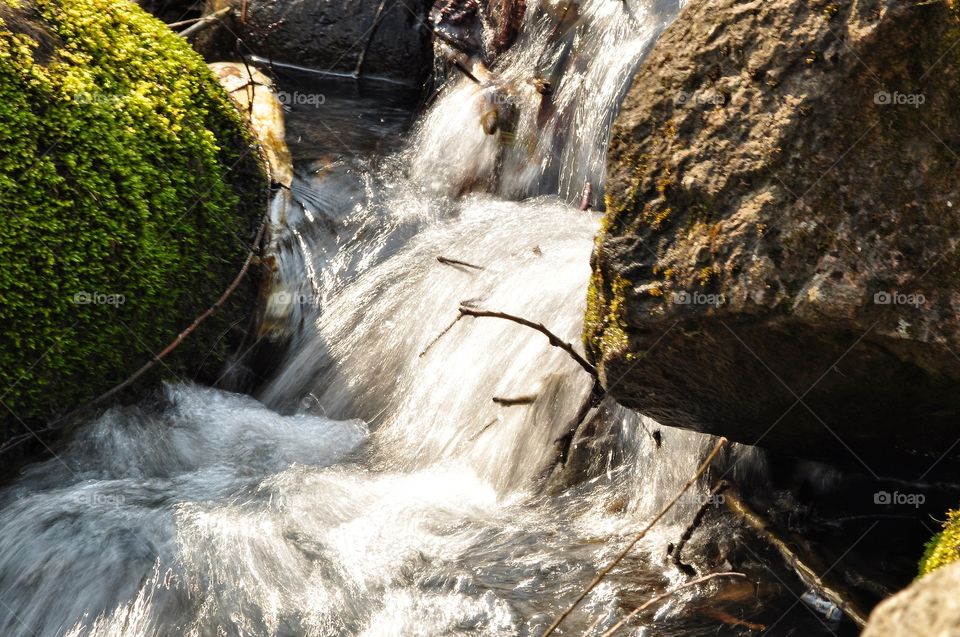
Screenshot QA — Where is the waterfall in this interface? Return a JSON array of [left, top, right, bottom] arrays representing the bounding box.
[[0, 2, 804, 636]]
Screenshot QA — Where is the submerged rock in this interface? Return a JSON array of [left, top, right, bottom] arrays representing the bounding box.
[[864, 560, 960, 637], [0, 0, 268, 471], [587, 0, 960, 476]]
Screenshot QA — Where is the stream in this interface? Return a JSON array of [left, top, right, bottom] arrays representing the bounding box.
[[0, 1, 925, 635]]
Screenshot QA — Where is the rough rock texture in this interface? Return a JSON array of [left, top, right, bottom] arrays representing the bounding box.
[[587, 0, 960, 475], [197, 0, 432, 83], [0, 0, 268, 472], [863, 561, 960, 637]]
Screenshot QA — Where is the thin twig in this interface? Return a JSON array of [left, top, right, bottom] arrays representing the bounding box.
[[468, 418, 499, 442], [597, 572, 747, 637], [177, 6, 231, 37], [354, 0, 389, 77], [670, 480, 730, 576], [493, 395, 537, 406], [542, 437, 729, 636], [437, 255, 484, 270], [166, 14, 212, 28], [54, 220, 267, 426], [458, 306, 597, 379], [419, 314, 462, 357]]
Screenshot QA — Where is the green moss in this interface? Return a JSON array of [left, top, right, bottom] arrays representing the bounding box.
[[0, 0, 266, 441], [584, 271, 632, 363], [919, 509, 960, 576]]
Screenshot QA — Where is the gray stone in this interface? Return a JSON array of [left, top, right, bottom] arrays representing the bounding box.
[[863, 562, 960, 637]]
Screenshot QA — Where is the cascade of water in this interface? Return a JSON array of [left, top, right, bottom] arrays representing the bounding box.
[[0, 3, 820, 636]]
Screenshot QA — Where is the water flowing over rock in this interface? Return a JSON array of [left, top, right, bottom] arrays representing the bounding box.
[[587, 0, 960, 477]]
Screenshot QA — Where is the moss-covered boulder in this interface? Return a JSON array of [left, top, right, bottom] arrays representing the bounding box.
[[0, 0, 268, 467], [588, 0, 960, 477]]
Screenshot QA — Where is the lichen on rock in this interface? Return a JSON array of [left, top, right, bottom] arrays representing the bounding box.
[[0, 0, 268, 466]]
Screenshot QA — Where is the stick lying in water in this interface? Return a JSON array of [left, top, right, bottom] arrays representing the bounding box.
[[598, 571, 748, 637], [723, 488, 870, 628], [458, 306, 598, 379], [354, 0, 389, 78], [542, 437, 729, 636], [437, 255, 485, 270], [492, 395, 537, 406], [669, 480, 731, 576]]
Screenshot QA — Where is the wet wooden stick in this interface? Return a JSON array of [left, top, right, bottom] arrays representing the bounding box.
[[723, 488, 870, 628], [437, 255, 485, 270], [468, 418, 499, 442], [458, 306, 597, 379], [542, 437, 729, 636], [670, 480, 730, 576], [493, 395, 537, 406], [354, 0, 389, 77], [419, 314, 463, 357], [597, 572, 748, 637]]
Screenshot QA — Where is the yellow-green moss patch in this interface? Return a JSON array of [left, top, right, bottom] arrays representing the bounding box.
[[920, 509, 960, 577]]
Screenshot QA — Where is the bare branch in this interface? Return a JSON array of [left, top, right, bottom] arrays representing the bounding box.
[[53, 220, 268, 427], [724, 488, 870, 628], [437, 255, 485, 270], [458, 306, 597, 379], [492, 395, 537, 406], [670, 480, 730, 576]]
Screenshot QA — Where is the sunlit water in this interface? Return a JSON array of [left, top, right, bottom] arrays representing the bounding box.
[[0, 1, 860, 636]]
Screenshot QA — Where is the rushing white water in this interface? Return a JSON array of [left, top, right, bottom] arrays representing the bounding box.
[[0, 1, 840, 636]]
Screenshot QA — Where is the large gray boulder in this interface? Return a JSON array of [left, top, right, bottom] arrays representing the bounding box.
[[586, 0, 960, 476]]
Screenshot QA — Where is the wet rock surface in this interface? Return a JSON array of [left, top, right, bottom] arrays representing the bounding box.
[[197, 0, 433, 83], [587, 0, 960, 477]]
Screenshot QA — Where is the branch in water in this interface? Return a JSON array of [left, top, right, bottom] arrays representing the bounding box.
[[437, 255, 485, 270], [670, 480, 731, 576], [492, 395, 537, 406], [598, 572, 748, 637], [354, 0, 389, 78], [542, 437, 729, 636], [457, 306, 598, 379], [723, 488, 870, 628]]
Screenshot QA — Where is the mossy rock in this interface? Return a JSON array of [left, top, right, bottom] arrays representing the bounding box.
[[0, 0, 268, 466], [920, 509, 960, 577]]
